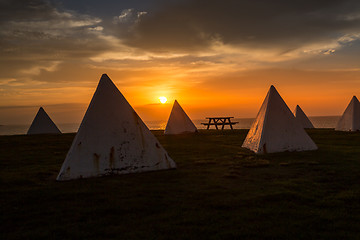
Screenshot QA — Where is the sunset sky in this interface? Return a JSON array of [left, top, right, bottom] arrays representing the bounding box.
[[1, 0, 359, 125]]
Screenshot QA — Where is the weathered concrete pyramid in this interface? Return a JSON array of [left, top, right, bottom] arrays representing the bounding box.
[[294, 105, 314, 129], [27, 107, 61, 135], [335, 96, 360, 131], [242, 86, 317, 154], [164, 100, 197, 135], [57, 74, 176, 181]]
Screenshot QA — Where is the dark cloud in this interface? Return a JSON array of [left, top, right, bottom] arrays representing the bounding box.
[[1, 0, 359, 85], [0, 0, 55, 22], [120, 0, 360, 52], [0, 0, 113, 81]]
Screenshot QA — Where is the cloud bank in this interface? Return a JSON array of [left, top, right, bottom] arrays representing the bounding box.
[[117, 0, 360, 54], [0, 0, 111, 80]]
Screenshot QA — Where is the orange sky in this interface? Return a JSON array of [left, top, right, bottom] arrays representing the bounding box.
[[0, 0, 359, 125], [1, 67, 358, 125]]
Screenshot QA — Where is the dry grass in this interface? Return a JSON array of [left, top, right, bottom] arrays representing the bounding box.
[[1, 129, 360, 239]]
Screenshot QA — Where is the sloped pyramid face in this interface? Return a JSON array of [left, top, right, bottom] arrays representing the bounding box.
[[27, 107, 61, 135], [57, 74, 176, 181], [164, 100, 198, 135], [242, 86, 317, 154], [335, 96, 360, 131], [294, 105, 315, 129]]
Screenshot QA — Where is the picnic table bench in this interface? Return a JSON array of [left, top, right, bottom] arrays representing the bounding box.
[[201, 117, 238, 130]]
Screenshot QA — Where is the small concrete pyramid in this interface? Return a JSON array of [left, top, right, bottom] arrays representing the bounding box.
[[164, 100, 198, 135], [27, 107, 61, 135], [57, 74, 176, 181], [294, 105, 314, 129], [335, 96, 360, 131], [242, 86, 317, 154]]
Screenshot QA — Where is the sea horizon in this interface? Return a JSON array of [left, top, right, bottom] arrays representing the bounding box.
[[0, 116, 340, 136]]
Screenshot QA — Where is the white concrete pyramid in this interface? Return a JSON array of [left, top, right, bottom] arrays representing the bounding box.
[[242, 85, 317, 154], [27, 107, 61, 135], [57, 74, 176, 181], [164, 100, 197, 135], [335, 96, 360, 131], [294, 105, 314, 129]]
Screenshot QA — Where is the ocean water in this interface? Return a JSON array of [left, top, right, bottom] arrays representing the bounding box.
[[0, 116, 340, 136]]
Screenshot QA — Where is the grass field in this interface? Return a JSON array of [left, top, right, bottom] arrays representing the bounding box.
[[1, 129, 360, 239]]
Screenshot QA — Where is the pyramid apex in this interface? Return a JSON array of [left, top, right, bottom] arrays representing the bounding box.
[[268, 85, 280, 99], [38, 107, 46, 114], [97, 74, 117, 92], [101, 73, 109, 78], [269, 85, 278, 94], [100, 73, 111, 82], [350, 96, 359, 104], [173, 100, 180, 107]]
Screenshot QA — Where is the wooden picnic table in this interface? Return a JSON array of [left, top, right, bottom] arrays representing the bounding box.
[[201, 117, 238, 130]]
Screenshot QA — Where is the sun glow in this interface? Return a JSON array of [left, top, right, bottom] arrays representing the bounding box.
[[159, 96, 167, 104]]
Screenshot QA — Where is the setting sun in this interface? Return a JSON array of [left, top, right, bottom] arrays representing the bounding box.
[[159, 96, 167, 104]]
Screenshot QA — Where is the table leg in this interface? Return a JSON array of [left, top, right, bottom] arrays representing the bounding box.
[[225, 118, 231, 130]]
